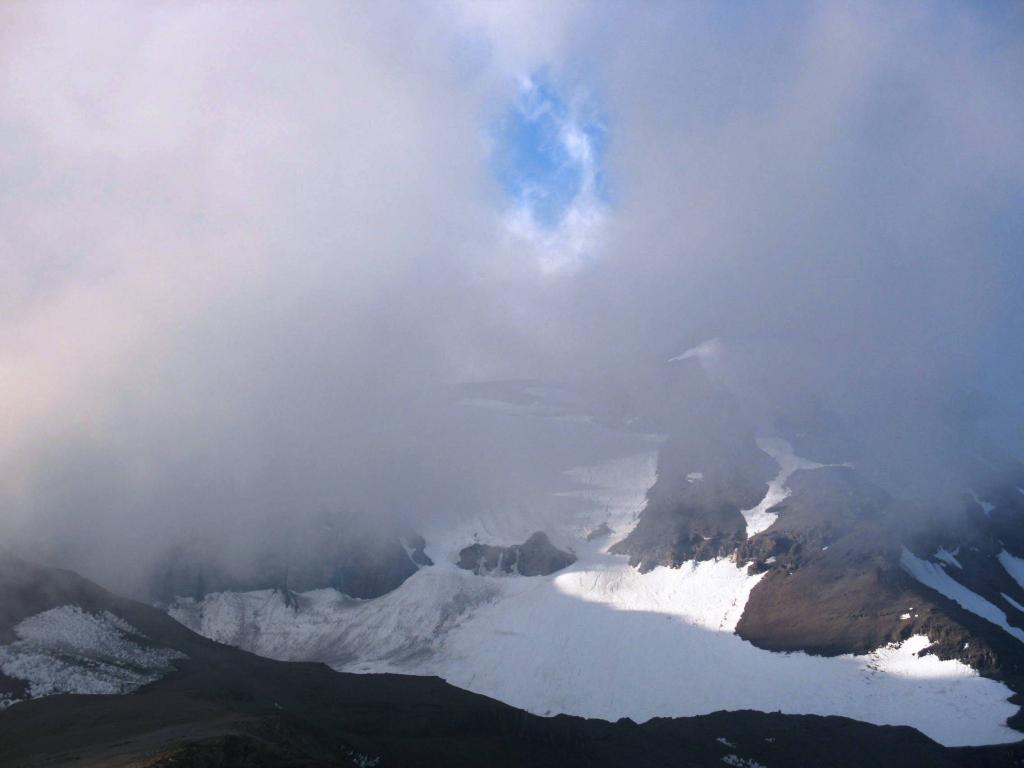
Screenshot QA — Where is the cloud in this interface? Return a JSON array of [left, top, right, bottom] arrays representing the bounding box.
[[1, 1, 1022, 590], [492, 71, 609, 274], [0, 1, 521, 588]]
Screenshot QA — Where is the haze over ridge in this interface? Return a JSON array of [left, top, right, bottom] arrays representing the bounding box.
[[1, 1, 1022, 593]]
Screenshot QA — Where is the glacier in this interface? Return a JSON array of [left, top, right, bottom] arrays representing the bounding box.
[[172, 442, 1020, 747]]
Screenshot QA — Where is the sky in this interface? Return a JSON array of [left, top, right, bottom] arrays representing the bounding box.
[[1, 1, 1022, 592]]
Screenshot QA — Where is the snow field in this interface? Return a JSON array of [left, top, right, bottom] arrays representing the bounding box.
[[0, 606, 184, 702], [172, 449, 1021, 746]]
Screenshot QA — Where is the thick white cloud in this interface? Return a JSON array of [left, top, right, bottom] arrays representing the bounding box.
[[0, 2, 513, 581], [1, 1, 1021, 590]]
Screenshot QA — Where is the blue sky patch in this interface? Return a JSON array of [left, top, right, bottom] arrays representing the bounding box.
[[492, 71, 608, 231]]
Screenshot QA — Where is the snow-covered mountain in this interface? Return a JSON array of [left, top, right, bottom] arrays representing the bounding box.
[[168, 363, 1024, 750], [6, 550, 1006, 768], [5, 358, 1024, 763]]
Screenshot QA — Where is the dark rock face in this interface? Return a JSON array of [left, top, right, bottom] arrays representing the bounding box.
[[609, 432, 776, 571], [8, 554, 1010, 768], [737, 531, 930, 655], [731, 463, 1024, 676], [608, 367, 1024, 734], [736, 467, 891, 575], [609, 357, 779, 571], [733, 487, 1024, 740], [458, 532, 576, 576], [731, 468, 919, 655]]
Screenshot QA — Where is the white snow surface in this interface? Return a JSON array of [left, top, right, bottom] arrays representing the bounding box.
[[901, 548, 1024, 644], [934, 547, 963, 570], [1003, 594, 1024, 614], [0, 606, 184, 702], [969, 490, 995, 516], [171, 442, 1022, 747], [668, 337, 722, 363], [739, 438, 828, 538], [721, 756, 767, 768], [998, 550, 1024, 592]]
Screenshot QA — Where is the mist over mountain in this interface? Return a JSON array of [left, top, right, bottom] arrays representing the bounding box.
[[2, 0, 1021, 600], [2, 5, 1024, 764]]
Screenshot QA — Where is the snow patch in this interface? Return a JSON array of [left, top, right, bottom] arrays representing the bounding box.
[[556, 452, 660, 548], [721, 756, 766, 768], [549, 557, 762, 633], [171, 446, 1020, 747], [934, 548, 963, 569], [969, 490, 995, 516], [998, 550, 1024, 592], [740, 438, 827, 538], [0, 606, 184, 703], [668, 337, 721, 363], [1002, 593, 1024, 613], [901, 548, 1024, 644], [687, 472, 704, 483], [344, 749, 382, 767], [174, 555, 1020, 746]]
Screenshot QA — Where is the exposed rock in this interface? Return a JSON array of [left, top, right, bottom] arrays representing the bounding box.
[[458, 532, 576, 576], [610, 381, 1024, 735], [609, 358, 780, 570], [737, 467, 890, 575], [274, 586, 300, 611], [732, 469, 934, 658], [722, 462, 1024, 688], [609, 432, 775, 570]]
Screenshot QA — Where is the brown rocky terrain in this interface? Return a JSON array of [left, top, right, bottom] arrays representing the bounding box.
[[457, 531, 576, 576]]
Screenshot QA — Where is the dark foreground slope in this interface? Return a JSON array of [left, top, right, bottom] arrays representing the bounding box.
[[0, 553, 1020, 768]]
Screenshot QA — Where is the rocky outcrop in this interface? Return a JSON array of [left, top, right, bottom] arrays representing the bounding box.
[[609, 432, 776, 570], [609, 370, 1024, 732], [609, 357, 778, 570], [731, 463, 1024, 675], [736, 466, 891, 575], [457, 532, 576, 576]]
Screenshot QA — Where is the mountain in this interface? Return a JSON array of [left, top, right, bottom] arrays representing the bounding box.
[[9, 363, 1024, 764], [147, 519, 432, 604], [162, 363, 1024, 755], [4, 550, 1024, 767], [608, 362, 1024, 733]]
